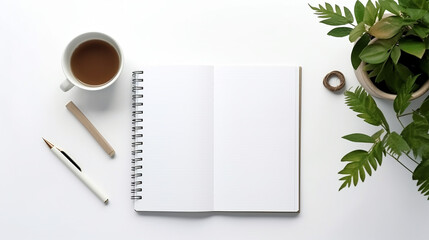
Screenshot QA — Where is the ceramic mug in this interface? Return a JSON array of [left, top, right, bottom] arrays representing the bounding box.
[[60, 32, 123, 92]]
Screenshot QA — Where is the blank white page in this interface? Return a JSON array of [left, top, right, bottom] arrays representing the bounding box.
[[213, 65, 300, 212], [134, 66, 214, 212]]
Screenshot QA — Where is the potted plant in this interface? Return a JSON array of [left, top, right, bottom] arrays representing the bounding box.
[[310, 0, 429, 99], [310, 0, 429, 200]]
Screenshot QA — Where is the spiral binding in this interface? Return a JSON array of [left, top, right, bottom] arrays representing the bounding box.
[[131, 71, 144, 200]]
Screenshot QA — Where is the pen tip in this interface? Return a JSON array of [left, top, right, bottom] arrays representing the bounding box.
[[42, 138, 54, 149]]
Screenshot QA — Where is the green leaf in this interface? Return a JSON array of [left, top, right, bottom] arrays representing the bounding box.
[[368, 64, 383, 78], [309, 3, 354, 26], [413, 0, 426, 9], [395, 63, 412, 81], [341, 150, 368, 162], [364, 63, 379, 71], [339, 163, 361, 174], [394, 92, 412, 115], [363, 160, 372, 176], [390, 46, 401, 64], [373, 141, 384, 165], [403, 8, 427, 20], [386, 132, 410, 156], [405, 74, 418, 92], [344, 7, 354, 23], [412, 159, 429, 199], [375, 58, 394, 83], [372, 129, 385, 140], [368, 16, 405, 39], [357, 165, 365, 183], [393, 75, 417, 115], [349, 22, 366, 42], [363, 0, 377, 26], [401, 112, 429, 158], [379, 0, 402, 15], [377, 3, 386, 21], [352, 170, 359, 186], [375, 33, 402, 49], [412, 24, 429, 38], [359, 43, 390, 64], [422, 12, 429, 25], [335, 4, 342, 14], [328, 27, 353, 37], [400, 0, 426, 9], [351, 34, 371, 69], [354, 0, 365, 23], [343, 133, 375, 143], [321, 18, 350, 26], [398, 0, 411, 8], [425, 38, 429, 49], [418, 53, 429, 76], [339, 178, 351, 191], [399, 36, 426, 59], [419, 94, 429, 119], [385, 62, 412, 94], [344, 87, 389, 131], [338, 140, 384, 191], [414, 159, 429, 180], [368, 152, 378, 170]]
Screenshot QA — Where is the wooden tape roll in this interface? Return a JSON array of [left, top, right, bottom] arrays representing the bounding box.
[[323, 70, 345, 92]]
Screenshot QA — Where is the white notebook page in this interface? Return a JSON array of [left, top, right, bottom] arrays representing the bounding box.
[[134, 65, 300, 212], [135, 66, 214, 211], [213, 66, 300, 212]]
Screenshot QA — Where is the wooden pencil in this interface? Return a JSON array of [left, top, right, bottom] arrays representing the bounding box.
[[66, 101, 115, 158]]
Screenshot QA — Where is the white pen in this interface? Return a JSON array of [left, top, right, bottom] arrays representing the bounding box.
[[42, 138, 109, 204]]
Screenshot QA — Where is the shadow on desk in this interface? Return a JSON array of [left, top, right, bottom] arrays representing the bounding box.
[[69, 81, 117, 112], [136, 211, 299, 219]]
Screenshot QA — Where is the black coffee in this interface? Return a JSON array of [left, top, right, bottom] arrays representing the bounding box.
[[71, 40, 120, 86]]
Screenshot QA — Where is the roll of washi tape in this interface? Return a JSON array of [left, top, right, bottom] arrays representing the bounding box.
[[323, 70, 345, 92]]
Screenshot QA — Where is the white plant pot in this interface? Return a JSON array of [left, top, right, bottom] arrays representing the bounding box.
[[354, 60, 429, 101]]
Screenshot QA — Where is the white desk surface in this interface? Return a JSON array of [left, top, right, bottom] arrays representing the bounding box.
[[1, 0, 428, 239]]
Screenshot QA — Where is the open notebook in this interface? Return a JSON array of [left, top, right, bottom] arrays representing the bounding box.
[[131, 65, 301, 212]]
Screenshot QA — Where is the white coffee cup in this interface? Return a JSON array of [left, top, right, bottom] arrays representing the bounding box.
[[60, 32, 123, 92]]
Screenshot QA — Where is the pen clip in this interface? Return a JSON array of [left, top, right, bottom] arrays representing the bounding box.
[[58, 149, 82, 172]]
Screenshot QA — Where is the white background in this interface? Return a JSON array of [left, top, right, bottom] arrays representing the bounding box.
[[0, 0, 428, 239]]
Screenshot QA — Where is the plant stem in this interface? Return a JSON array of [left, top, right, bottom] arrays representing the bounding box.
[[398, 112, 413, 118], [405, 152, 420, 165], [387, 152, 413, 174], [396, 114, 405, 128]]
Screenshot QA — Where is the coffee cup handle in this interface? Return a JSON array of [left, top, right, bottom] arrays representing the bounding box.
[[60, 78, 74, 92]]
